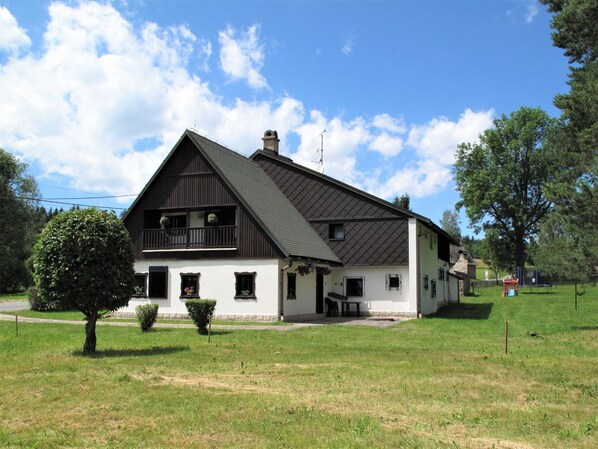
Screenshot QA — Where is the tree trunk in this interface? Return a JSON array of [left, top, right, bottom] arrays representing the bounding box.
[[514, 229, 527, 271], [83, 311, 98, 355]]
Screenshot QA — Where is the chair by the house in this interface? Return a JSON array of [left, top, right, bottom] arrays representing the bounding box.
[[325, 297, 339, 317]]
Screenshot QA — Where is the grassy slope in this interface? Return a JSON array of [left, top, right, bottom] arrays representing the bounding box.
[[0, 285, 596, 448]]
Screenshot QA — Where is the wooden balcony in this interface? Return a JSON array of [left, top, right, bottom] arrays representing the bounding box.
[[143, 226, 237, 250]]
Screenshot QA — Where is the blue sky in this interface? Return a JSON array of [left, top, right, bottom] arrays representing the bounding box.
[[0, 0, 568, 236]]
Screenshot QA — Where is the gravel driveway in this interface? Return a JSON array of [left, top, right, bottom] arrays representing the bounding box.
[[0, 301, 29, 312]]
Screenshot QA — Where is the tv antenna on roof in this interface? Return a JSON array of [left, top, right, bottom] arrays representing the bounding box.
[[317, 129, 326, 174]]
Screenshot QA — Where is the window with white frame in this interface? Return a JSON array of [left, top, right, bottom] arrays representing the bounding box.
[[438, 268, 445, 281], [345, 277, 364, 297], [386, 274, 402, 291], [431, 279, 437, 298]]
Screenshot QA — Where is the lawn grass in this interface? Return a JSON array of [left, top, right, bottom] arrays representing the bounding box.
[[1, 285, 596, 448], [0, 293, 27, 303]]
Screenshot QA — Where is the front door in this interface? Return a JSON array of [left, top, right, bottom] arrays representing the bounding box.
[[316, 273, 324, 314]]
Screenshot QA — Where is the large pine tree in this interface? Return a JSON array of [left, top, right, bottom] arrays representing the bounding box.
[[536, 0, 598, 280]]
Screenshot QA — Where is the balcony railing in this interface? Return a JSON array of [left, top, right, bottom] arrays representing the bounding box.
[[143, 226, 237, 250]]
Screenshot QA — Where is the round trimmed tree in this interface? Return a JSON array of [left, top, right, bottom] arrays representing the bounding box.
[[32, 208, 135, 354]]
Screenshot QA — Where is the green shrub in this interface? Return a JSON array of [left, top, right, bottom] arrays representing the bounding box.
[[185, 299, 216, 334], [28, 286, 60, 311], [135, 304, 159, 332]]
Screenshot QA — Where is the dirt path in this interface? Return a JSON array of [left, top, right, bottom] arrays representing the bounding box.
[[0, 312, 406, 330]]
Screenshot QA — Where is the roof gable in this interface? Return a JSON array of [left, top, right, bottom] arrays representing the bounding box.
[[126, 130, 340, 264]]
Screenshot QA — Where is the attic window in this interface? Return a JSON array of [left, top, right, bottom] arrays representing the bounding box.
[[328, 223, 345, 240]]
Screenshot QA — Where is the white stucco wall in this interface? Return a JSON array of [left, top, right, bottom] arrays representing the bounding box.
[[326, 265, 412, 315], [121, 258, 281, 320], [281, 268, 321, 317], [448, 273, 460, 304], [417, 223, 453, 315]]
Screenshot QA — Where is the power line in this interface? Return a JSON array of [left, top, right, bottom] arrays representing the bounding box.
[[35, 198, 129, 210], [2, 196, 130, 211], [41, 194, 138, 200]]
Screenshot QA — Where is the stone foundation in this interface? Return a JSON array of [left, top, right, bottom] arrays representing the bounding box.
[[284, 310, 418, 322], [111, 311, 278, 322], [368, 311, 418, 318], [111, 310, 418, 321]]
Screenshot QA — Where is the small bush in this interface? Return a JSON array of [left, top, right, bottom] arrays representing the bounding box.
[[185, 299, 217, 335], [28, 286, 60, 311], [135, 304, 159, 332]]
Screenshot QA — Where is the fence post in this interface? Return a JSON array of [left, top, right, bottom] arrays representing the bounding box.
[[504, 321, 508, 355]]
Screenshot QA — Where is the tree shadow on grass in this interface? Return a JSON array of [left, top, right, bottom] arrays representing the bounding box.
[[572, 326, 598, 331], [74, 345, 190, 358], [205, 330, 232, 336], [432, 302, 494, 320]]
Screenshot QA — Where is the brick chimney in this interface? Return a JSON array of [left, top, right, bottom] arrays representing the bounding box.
[[262, 130, 279, 153]]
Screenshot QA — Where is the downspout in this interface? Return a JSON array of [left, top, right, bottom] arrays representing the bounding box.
[[279, 259, 293, 321]]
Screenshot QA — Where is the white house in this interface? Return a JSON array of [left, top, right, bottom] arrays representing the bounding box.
[[118, 129, 459, 321]]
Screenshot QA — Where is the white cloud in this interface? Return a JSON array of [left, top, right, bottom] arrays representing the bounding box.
[[197, 38, 212, 71], [218, 24, 268, 89], [0, 6, 31, 52], [341, 37, 354, 56], [507, 1, 539, 24], [369, 133, 404, 158], [0, 1, 495, 208], [292, 112, 371, 183], [407, 108, 494, 165], [376, 159, 453, 199], [368, 113, 406, 157], [0, 2, 295, 197], [359, 109, 494, 199], [525, 1, 539, 24], [372, 113, 406, 134]]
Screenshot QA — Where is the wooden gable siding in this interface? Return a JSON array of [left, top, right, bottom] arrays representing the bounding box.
[[255, 156, 409, 266], [125, 138, 281, 260]]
